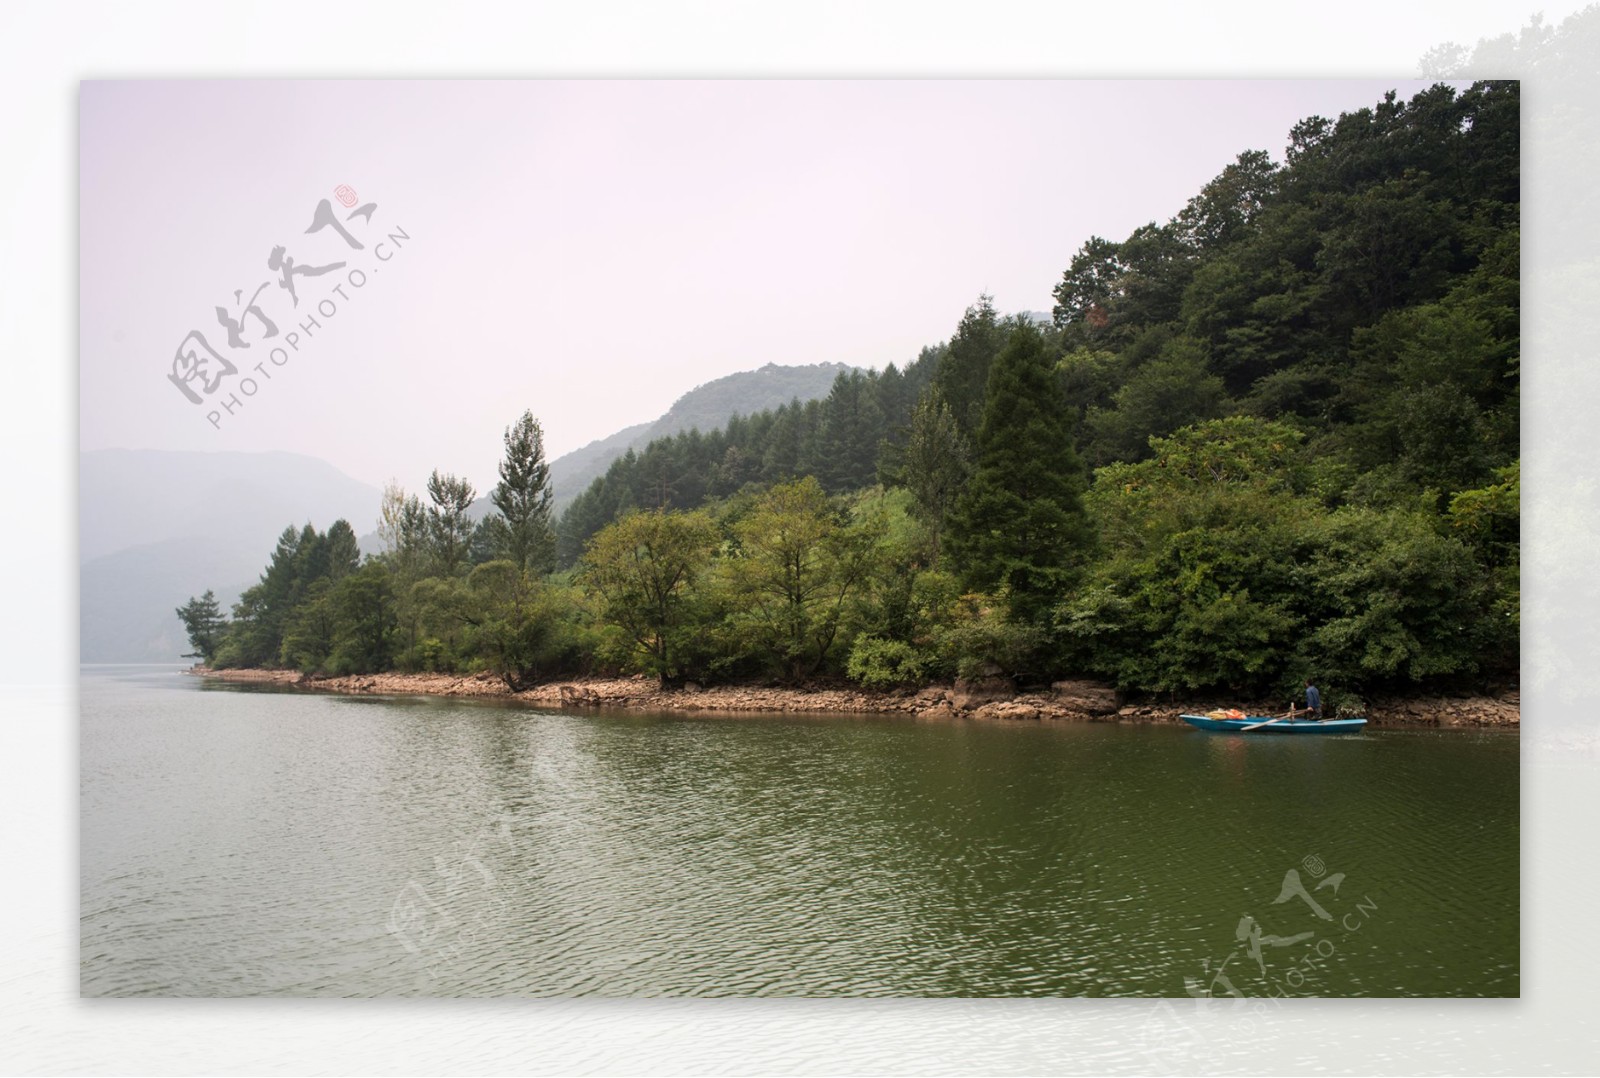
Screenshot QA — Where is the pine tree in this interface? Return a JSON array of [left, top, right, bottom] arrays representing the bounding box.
[[556, 478, 615, 568], [323, 519, 362, 580], [816, 371, 885, 492], [932, 294, 1006, 436], [491, 411, 556, 573], [231, 525, 304, 665], [945, 323, 1092, 623], [175, 590, 228, 663], [425, 470, 477, 577], [760, 401, 803, 482], [898, 387, 970, 566]]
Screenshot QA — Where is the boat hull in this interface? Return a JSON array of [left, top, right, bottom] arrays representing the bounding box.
[[1180, 714, 1367, 734]]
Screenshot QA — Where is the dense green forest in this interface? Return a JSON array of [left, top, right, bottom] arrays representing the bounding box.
[[180, 83, 1520, 710]]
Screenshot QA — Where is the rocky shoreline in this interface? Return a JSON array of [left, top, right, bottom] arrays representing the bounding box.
[[190, 668, 1519, 728]]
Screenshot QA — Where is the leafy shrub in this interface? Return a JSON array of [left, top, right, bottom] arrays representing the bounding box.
[[933, 595, 1046, 680], [847, 636, 930, 688]]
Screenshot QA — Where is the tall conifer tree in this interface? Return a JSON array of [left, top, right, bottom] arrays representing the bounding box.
[[945, 323, 1092, 623], [491, 411, 556, 574]]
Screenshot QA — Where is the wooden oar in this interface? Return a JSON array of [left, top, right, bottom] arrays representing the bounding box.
[[1241, 708, 1298, 732]]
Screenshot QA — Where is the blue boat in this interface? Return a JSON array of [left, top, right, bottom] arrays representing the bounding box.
[[1180, 713, 1367, 734]]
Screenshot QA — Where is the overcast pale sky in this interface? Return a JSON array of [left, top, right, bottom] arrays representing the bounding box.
[[82, 79, 1458, 493]]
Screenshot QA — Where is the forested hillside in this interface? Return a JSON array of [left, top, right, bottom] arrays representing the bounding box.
[[182, 82, 1520, 711], [545, 361, 859, 514]]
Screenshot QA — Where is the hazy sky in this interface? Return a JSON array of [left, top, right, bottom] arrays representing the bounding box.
[[82, 79, 1455, 493]]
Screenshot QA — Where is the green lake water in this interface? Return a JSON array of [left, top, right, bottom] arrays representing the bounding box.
[[80, 666, 1518, 997]]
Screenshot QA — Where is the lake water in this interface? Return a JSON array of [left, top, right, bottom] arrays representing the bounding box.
[[80, 666, 1518, 997]]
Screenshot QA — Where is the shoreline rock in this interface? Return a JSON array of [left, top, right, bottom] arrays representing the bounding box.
[[187, 667, 1519, 728]]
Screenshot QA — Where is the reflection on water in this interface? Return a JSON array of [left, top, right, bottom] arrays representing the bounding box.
[[79, 666, 1518, 996]]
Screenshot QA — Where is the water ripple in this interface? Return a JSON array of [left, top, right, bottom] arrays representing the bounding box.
[[80, 668, 1519, 997]]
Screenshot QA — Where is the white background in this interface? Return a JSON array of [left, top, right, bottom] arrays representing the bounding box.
[[4, 1, 1596, 1074]]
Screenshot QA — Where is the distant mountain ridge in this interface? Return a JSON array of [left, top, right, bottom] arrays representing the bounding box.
[[547, 362, 859, 512], [80, 449, 382, 663], [81, 364, 863, 661]]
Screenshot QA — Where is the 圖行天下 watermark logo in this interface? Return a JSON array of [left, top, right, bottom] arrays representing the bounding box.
[[166, 185, 411, 430], [1136, 854, 1381, 1073], [1185, 853, 1378, 999], [385, 813, 518, 990]]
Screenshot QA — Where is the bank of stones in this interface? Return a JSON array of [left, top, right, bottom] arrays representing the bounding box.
[[191, 668, 1518, 727]]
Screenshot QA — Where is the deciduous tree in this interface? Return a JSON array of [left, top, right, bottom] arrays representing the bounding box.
[[582, 508, 719, 685]]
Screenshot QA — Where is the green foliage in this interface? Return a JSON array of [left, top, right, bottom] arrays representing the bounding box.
[[467, 562, 588, 689], [175, 590, 228, 663], [722, 477, 882, 679], [1066, 419, 1317, 692], [1083, 335, 1227, 465], [889, 387, 970, 565], [1296, 508, 1487, 685], [1063, 416, 1502, 695], [1052, 236, 1123, 334], [945, 322, 1092, 623], [581, 507, 720, 684], [378, 482, 431, 583], [1176, 150, 1280, 251], [221, 520, 364, 668], [490, 411, 557, 574], [931, 594, 1047, 681], [1059, 491, 1306, 693], [553, 355, 936, 566], [1056, 347, 1124, 427], [280, 579, 335, 673], [395, 576, 474, 672], [224, 525, 304, 666], [1315, 177, 1457, 323], [1085, 417, 1307, 546], [815, 371, 886, 492], [847, 636, 929, 688], [193, 82, 1518, 699], [326, 561, 398, 674], [1337, 262, 1520, 499], [323, 520, 361, 580], [932, 295, 1008, 436], [425, 470, 477, 577], [1448, 461, 1519, 550], [1444, 463, 1521, 662]]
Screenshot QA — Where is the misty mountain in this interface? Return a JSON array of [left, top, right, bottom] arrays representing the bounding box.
[[81, 539, 255, 666], [545, 362, 859, 513], [82, 365, 856, 661], [81, 449, 382, 663]]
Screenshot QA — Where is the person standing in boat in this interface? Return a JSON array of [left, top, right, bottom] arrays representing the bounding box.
[[1304, 680, 1323, 721]]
